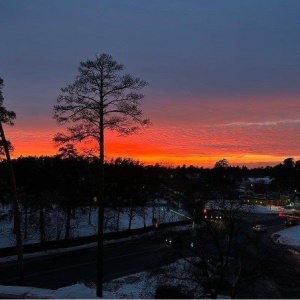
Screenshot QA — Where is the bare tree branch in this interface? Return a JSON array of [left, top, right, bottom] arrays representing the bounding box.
[[52, 53, 150, 298]]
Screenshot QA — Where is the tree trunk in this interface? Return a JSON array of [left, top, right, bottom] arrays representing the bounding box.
[[97, 157, 104, 298], [152, 198, 155, 220], [96, 94, 105, 298], [0, 122, 24, 285], [116, 207, 121, 232], [128, 206, 133, 231], [39, 204, 46, 243], [88, 201, 92, 225], [65, 203, 71, 239], [71, 207, 76, 218], [24, 201, 28, 240], [143, 207, 146, 228]]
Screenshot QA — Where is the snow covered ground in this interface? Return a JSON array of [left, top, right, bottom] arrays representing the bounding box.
[[1, 201, 296, 251], [206, 201, 296, 215], [1, 202, 300, 299], [271, 225, 300, 248], [0, 259, 210, 299], [0, 203, 185, 249]]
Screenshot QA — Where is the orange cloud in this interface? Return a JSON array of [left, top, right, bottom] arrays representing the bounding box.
[[2, 94, 300, 168]]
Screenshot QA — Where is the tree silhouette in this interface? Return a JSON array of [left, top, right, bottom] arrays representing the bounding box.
[[214, 158, 229, 169], [0, 77, 24, 284], [53, 53, 149, 297]]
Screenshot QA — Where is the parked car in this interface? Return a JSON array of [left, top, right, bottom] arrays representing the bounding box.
[[165, 236, 173, 245], [285, 218, 297, 227], [253, 224, 267, 232]]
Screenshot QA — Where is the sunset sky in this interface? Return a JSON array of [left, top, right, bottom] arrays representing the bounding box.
[[1, 0, 300, 168]]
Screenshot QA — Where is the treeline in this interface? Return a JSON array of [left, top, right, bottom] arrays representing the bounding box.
[[1, 155, 300, 243], [0, 156, 150, 242], [1, 155, 299, 209]]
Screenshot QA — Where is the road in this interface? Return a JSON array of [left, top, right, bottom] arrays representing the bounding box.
[[0, 213, 287, 290], [0, 235, 179, 289], [254, 213, 286, 233]]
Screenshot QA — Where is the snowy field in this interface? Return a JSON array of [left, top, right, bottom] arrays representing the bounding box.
[[0, 202, 186, 249], [1, 203, 298, 252], [0, 202, 296, 249]]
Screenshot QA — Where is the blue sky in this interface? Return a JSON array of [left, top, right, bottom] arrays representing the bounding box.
[[1, 1, 300, 166]]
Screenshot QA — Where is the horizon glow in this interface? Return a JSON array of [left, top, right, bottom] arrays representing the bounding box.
[[4, 94, 300, 168]]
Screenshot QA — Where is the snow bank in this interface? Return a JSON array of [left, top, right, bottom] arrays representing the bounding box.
[[249, 205, 278, 214], [0, 259, 203, 299], [271, 226, 300, 248], [53, 283, 97, 299], [0, 283, 98, 299], [0, 285, 55, 299]]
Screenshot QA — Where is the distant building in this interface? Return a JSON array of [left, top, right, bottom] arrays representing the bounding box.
[[239, 176, 289, 206], [246, 176, 274, 185]]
